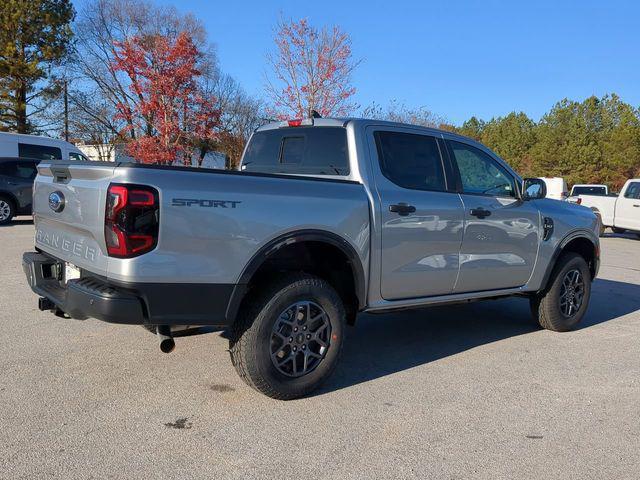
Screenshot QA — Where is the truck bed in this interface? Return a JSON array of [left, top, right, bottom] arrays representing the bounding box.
[[31, 161, 370, 324]]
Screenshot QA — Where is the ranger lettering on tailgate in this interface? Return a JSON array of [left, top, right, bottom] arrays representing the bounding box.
[[36, 229, 97, 262]]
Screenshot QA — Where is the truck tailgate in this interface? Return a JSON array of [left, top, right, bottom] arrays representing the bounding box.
[[33, 162, 116, 276]]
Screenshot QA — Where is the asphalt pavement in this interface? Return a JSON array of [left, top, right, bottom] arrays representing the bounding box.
[[1, 219, 639, 479]]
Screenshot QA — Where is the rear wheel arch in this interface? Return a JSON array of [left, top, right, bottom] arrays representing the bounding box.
[[226, 230, 366, 326]]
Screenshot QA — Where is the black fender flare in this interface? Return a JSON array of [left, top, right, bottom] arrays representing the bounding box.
[[225, 229, 367, 323], [539, 229, 599, 291]]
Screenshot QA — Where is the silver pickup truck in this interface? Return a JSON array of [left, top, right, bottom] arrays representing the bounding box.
[[23, 118, 600, 399]]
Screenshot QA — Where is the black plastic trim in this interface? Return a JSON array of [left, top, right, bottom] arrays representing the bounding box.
[[538, 231, 599, 291], [227, 229, 367, 322], [23, 251, 234, 326]]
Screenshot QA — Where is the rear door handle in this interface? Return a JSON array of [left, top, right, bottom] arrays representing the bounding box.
[[389, 203, 416, 216], [633, 204, 640, 207], [470, 208, 492, 218]]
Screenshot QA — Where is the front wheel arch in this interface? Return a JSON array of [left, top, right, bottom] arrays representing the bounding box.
[[539, 234, 598, 293]]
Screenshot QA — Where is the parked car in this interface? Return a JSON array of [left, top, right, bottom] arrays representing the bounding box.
[[22, 118, 600, 399], [0, 132, 89, 162], [0, 158, 39, 225], [538, 177, 569, 201], [574, 179, 640, 236]]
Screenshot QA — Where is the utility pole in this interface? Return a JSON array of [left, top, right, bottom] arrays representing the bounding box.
[[64, 79, 69, 142]]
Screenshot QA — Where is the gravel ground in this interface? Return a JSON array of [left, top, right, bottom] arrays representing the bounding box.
[[1, 219, 639, 479]]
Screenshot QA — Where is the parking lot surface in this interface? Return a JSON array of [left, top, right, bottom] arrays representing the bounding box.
[[1, 219, 639, 479]]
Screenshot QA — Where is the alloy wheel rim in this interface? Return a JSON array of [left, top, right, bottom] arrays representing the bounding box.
[[0, 201, 10, 221], [270, 301, 331, 377], [559, 269, 585, 318]]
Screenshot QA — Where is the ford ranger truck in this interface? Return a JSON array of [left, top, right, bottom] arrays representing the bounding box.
[[23, 118, 600, 399]]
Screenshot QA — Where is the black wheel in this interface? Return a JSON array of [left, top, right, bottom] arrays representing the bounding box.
[[530, 253, 591, 332], [612, 227, 626, 234], [0, 196, 15, 225], [229, 273, 345, 400]]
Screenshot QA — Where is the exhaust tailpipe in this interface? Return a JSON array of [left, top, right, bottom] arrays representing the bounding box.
[[156, 325, 175, 353]]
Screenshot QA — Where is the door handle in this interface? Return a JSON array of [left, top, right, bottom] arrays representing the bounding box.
[[389, 203, 416, 216], [470, 208, 492, 218], [633, 204, 640, 207]]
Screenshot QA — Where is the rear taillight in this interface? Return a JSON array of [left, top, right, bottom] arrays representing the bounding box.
[[105, 184, 159, 258], [576, 198, 582, 205]]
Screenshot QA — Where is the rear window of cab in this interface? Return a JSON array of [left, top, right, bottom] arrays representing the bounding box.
[[242, 127, 349, 175]]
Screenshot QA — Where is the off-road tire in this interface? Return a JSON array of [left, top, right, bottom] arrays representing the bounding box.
[[229, 273, 345, 400], [530, 253, 591, 332], [0, 195, 15, 225]]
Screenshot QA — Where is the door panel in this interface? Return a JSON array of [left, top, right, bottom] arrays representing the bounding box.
[[380, 190, 465, 299], [369, 128, 465, 300], [456, 195, 540, 292], [615, 182, 640, 231], [447, 140, 541, 293]]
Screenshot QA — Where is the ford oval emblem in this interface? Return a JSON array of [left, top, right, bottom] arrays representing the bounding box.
[[48, 191, 65, 213]]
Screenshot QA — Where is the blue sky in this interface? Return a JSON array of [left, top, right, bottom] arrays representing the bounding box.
[[84, 0, 640, 125]]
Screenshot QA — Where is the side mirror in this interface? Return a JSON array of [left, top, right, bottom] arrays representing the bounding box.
[[522, 178, 546, 200]]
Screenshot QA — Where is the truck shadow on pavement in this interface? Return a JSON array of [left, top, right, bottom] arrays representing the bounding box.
[[319, 278, 640, 395]]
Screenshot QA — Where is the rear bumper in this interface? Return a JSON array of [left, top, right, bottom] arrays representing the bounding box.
[[22, 251, 236, 326]]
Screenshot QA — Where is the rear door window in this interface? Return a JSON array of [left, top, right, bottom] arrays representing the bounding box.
[[18, 143, 62, 160], [374, 131, 446, 191], [15, 162, 38, 179], [0, 161, 37, 179], [242, 127, 349, 175]]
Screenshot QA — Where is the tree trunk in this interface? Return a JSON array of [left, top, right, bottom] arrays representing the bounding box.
[[15, 82, 28, 133]]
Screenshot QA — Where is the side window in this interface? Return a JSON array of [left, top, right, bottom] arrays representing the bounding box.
[[449, 141, 515, 198], [624, 182, 640, 199], [18, 143, 62, 160], [15, 162, 38, 179], [374, 131, 446, 191]]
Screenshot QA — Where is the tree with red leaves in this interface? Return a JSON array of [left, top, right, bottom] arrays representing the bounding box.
[[265, 18, 360, 120], [111, 32, 220, 165]]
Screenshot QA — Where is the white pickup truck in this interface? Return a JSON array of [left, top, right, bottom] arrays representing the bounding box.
[[575, 179, 640, 236]]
